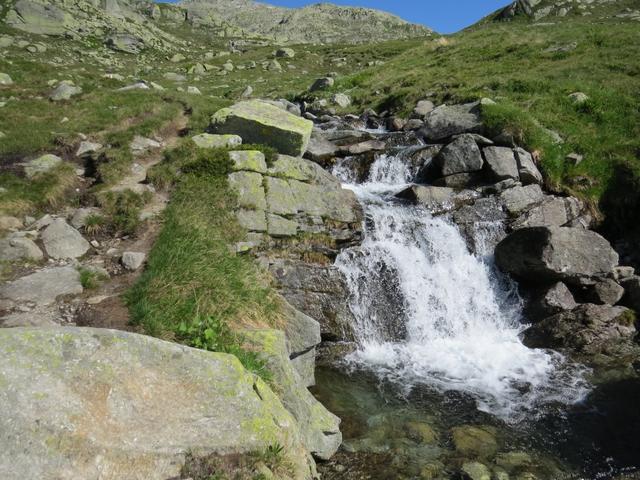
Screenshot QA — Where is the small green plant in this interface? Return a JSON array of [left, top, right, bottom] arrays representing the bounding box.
[[251, 444, 293, 478], [99, 189, 151, 234], [83, 213, 106, 236], [78, 267, 108, 290]]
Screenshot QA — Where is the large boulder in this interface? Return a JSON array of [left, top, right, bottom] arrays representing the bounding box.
[[526, 281, 577, 321], [500, 184, 544, 216], [49, 80, 82, 101], [433, 134, 484, 177], [210, 101, 313, 157], [282, 300, 321, 387], [514, 148, 543, 185], [422, 102, 483, 142], [23, 153, 62, 178], [0, 73, 13, 86], [105, 34, 144, 54], [0, 233, 43, 262], [523, 304, 636, 355], [397, 185, 478, 215], [0, 327, 314, 480], [495, 226, 619, 285], [304, 134, 339, 164], [228, 153, 362, 243], [270, 261, 356, 341]]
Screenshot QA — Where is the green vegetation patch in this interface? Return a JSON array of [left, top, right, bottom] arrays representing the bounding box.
[[126, 143, 280, 379]]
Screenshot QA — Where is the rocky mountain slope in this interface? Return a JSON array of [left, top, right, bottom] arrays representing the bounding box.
[[495, 0, 640, 21], [180, 0, 432, 43], [0, 0, 432, 46]]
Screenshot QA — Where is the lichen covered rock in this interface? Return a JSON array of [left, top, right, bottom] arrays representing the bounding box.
[[0, 327, 315, 479], [210, 101, 313, 156]]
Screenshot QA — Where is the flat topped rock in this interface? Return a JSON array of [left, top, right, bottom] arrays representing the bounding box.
[[192, 133, 242, 149], [0, 327, 313, 480], [0, 265, 82, 305], [495, 226, 619, 284], [210, 100, 313, 157]]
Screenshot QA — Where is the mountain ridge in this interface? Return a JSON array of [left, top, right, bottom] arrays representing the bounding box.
[[0, 0, 433, 46]]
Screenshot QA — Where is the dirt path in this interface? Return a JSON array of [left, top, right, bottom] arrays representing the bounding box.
[[0, 110, 189, 332], [76, 111, 189, 331]]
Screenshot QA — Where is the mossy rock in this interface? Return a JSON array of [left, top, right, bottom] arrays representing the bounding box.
[[451, 425, 498, 459], [211, 101, 313, 157], [0, 327, 315, 479]]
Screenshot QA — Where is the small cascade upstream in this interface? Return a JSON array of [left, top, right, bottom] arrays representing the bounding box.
[[332, 150, 589, 422]]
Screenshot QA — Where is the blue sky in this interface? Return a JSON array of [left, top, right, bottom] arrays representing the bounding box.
[[262, 0, 510, 33]]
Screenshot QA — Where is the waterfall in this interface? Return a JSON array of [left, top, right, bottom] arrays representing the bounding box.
[[333, 152, 589, 422]]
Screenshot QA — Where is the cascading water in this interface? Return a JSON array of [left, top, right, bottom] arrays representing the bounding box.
[[333, 150, 589, 422]]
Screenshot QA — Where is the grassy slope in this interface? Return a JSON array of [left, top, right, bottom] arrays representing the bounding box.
[[126, 143, 282, 378], [320, 14, 640, 250]]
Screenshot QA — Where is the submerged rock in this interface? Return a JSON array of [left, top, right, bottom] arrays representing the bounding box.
[[451, 425, 498, 459]]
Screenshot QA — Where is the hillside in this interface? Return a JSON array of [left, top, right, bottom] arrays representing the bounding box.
[[313, 0, 640, 264]]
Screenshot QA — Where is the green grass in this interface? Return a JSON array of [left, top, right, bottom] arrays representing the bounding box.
[[97, 189, 152, 235], [78, 267, 108, 290], [126, 143, 281, 380], [0, 163, 78, 216]]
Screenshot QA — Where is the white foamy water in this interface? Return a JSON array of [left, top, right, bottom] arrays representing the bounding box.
[[332, 153, 590, 421]]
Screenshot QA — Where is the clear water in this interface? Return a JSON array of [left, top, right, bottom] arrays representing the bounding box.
[[331, 152, 590, 422]]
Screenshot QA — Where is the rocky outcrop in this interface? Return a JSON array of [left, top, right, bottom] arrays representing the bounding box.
[[228, 151, 362, 249], [270, 260, 356, 341], [211, 101, 313, 157], [495, 226, 619, 285], [244, 329, 342, 460], [0, 327, 315, 480]]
